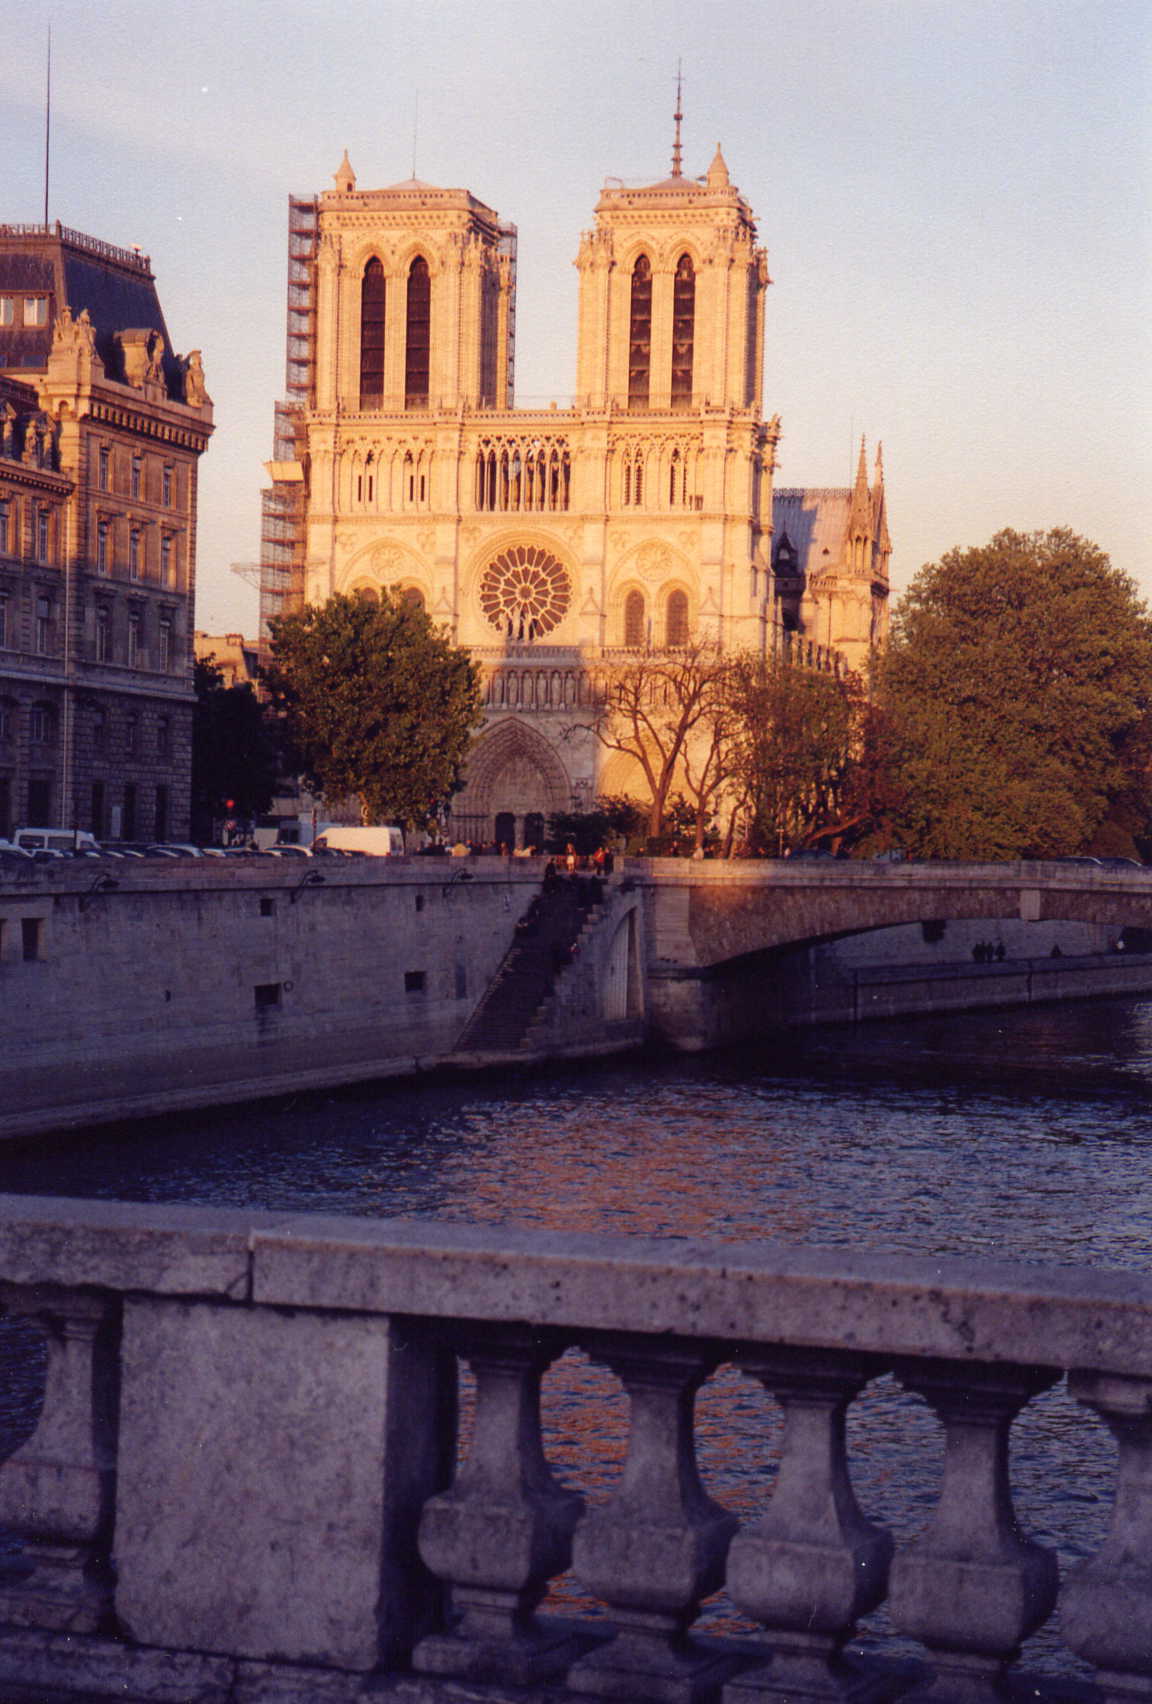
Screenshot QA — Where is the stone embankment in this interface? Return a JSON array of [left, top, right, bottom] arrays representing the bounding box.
[[4, 855, 1152, 1139], [0, 1193, 1146, 1702], [0, 857, 642, 1141]]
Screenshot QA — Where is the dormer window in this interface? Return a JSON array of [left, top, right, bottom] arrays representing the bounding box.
[[23, 297, 49, 327], [0, 299, 13, 326]]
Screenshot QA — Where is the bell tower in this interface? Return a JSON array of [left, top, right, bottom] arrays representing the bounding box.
[[312, 153, 517, 414], [574, 131, 769, 414]]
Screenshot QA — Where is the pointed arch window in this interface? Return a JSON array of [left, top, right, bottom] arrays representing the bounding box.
[[628, 255, 652, 409], [671, 254, 695, 408], [360, 259, 386, 406], [623, 590, 646, 648], [665, 589, 689, 648], [405, 257, 431, 407]]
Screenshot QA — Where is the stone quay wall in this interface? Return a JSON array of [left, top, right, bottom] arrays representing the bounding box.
[[0, 857, 543, 1140], [0, 1193, 1147, 1702], [6, 855, 1152, 1139]]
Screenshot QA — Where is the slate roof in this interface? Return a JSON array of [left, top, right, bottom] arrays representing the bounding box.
[[0, 225, 182, 397], [772, 488, 851, 577]]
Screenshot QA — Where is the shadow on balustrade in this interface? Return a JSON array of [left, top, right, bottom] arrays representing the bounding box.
[[419, 1334, 1123, 1702]]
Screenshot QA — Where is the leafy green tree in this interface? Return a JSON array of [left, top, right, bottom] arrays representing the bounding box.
[[262, 591, 483, 830], [879, 528, 1152, 859], [191, 658, 279, 842], [726, 660, 863, 855]]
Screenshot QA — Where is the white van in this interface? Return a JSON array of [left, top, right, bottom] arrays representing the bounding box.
[[313, 825, 405, 857], [13, 827, 101, 856]]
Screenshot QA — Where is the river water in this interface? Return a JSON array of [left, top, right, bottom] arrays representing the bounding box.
[[5, 994, 1152, 1681]]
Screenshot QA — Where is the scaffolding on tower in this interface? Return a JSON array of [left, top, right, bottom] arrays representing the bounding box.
[[258, 195, 318, 650]]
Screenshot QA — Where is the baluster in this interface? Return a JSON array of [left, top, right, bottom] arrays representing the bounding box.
[[886, 1361, 1059, 1703], [0, 1287, 118, 1631], [567, 1336, 739, 1703], [724, 1348, 893, 1702], [1062, 1371, 1152, 1701], [413, 1324, 584, 1685]]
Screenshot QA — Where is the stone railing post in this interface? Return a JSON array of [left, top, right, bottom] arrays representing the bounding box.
[[0, 1287, 118, 1632], [886, 1362, 1059, 1702], [414, 1324, 584, 1686], [1061, 1371, 1152, 1701], [724, 1349, 893, 1701], [568, 1336, 739, 1702]]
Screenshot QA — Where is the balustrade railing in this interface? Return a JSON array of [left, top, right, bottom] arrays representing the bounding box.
[[0, 1198, 1147, 1702]]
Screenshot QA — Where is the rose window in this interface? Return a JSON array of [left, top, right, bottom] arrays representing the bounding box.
[[479, 546, 571, 641]]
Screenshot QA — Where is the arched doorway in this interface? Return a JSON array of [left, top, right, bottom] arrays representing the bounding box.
[[450, 718, 571, 848]]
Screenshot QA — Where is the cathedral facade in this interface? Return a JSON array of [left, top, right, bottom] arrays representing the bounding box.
[[260, 137, 889, 846]]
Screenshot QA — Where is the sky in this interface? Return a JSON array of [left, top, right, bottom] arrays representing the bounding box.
[[2, 0, 1149, 634]]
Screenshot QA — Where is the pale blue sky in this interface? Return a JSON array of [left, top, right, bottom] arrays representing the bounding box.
[[2, 0, 1148, 632]]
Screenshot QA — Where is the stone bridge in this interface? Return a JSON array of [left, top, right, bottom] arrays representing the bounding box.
[[637, 859, 1152, 1046]]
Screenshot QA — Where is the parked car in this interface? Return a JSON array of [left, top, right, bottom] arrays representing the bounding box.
[[12, 827, 101, 856]]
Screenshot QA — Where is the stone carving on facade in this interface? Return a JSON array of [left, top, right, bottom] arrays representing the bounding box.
[[182, 350, 209, 406], [145, 333, 167, 386], [370, 542, 420, 577]]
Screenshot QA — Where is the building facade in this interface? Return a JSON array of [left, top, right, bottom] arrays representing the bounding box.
[[0, 225, 213, 840], [260, 140, 888, 846]]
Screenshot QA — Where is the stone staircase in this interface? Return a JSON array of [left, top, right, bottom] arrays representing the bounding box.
[[454, 878, 605, 1055]]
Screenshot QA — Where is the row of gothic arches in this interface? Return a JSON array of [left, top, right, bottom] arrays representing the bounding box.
[[344, 445, 433, 512]]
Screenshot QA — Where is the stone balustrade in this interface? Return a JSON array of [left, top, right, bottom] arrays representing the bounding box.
[[0, 1194, 1148, 1702]]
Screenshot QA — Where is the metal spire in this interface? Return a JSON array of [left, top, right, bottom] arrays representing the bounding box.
[[672, 61, 683, 178]]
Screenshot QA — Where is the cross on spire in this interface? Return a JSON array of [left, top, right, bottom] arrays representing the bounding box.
[[672, 61, 683, 177]]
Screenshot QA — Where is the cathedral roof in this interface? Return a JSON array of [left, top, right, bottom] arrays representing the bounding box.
[[773, 489, 853, 576]]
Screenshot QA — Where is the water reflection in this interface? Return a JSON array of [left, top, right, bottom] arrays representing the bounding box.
[[1, 995, 1149, 1682]]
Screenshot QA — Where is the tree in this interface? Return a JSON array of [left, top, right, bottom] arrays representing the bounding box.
[[726, 660, 864, 855], [191, 658, 279, 842], [878, 528, 1152, 860], [576, 643, 734, 841], [262, 591, 483, 830]]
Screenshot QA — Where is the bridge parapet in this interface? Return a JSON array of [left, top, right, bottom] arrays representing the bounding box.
[[0, 1194, 1146, 1701], [632, 856, 1152, 968]]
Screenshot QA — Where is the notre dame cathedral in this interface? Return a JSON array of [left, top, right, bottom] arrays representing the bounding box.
[[259, 124, 890, 846]]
